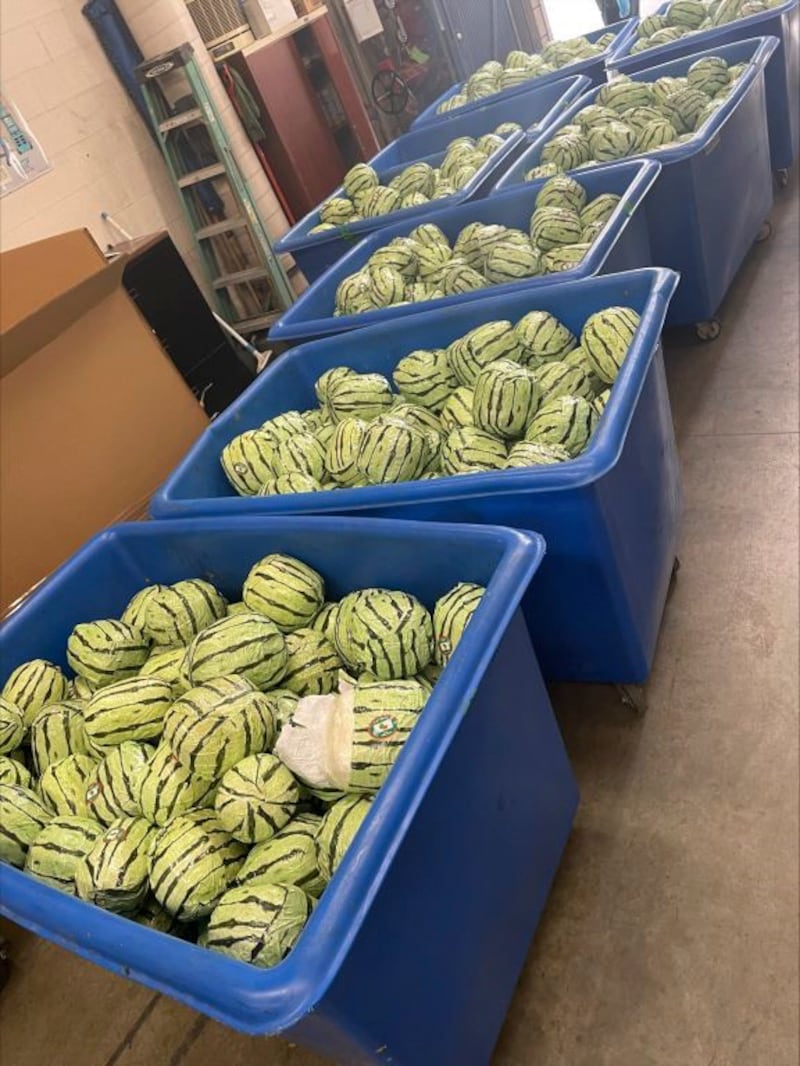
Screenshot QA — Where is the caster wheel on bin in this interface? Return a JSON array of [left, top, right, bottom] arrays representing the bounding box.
[[695, 318, 721, 342], [755, 220, 773, 243], [776, 168, 789, 189], [616, 683, 648, 716]]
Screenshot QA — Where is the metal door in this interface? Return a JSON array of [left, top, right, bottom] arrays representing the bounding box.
[[429, 0, 536, 79]]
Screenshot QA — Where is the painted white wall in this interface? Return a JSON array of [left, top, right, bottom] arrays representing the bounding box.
[[0, 0, 197, 265]]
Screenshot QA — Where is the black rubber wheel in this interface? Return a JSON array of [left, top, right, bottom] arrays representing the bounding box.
[[695, 318, 721, 342], [371, 70, 410, 115], [755, 220, 773, 243]]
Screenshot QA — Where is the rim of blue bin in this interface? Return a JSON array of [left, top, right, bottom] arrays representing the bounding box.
[[268, 158, 661, 344], [152, 268, 679, 519], [608, 0, 797, 71], [494, 34, 780, 192], [413, 18, 638, 129], [0, 517, 545, 1034], [275, 75, 591, 259]]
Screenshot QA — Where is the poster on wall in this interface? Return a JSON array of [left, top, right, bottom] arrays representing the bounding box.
[[0, 94, 52, 198]]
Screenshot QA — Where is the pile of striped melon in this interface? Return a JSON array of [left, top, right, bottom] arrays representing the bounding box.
[[436, 32, 618, 116], [219, 284, 641, 499], [309, 122, 523, 234], [529, 54, 749, 174], [0, 556, 483, 968], [332, 176, 623, 318], [630, 0, 785, 56]]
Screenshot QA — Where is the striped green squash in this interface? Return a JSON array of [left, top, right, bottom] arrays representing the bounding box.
[[206, 882, 313, 967], [530, 206, 583, 251], [0, 696, 25, 755], [441, 427, 508, 475], [349, 679, 427, 792], [243, 554, 325, 633], [525, 395, 598, 457], [310, 602, 340, 646], [535, 361, 593, 402], [162, 675, 255, 748], [148, 809, 247, 921], [687, 56, 731, 96], [24, 815, 103, 894], [588, 121, 636, 161], [167, 682, 275, 783], [440, 386, 476, 431], [30, 700, 90, 775], [326, 372, 394, 423], [667, 0, 707, 28], [144, 580, 227, 647], [343, 162, 379, 205], [138, 743, 217, 826], [370, 240, 419, 279], [393, 348, 457, 412], [449, 321, 521, 386], [2, 659, 70, 727], [220, 429, 278, 496], [662, 87, 710, 134], [0, 783, 52, 866], [535, 175, 587, 214], [484, 240, 541, 284], [138, 647, 191, 696], [121, 585, 168, 633], [262, 689, 299, 734], [320, 196, 356, 225], [274, 433, 327, 482], [326, 418, 368, 488], [182, 613, 288, 690], [369, 265, 405, 308], [505, 440, 572, 468], [38, 754, 98, 818], [581, 306, 641, 384], [85, 741, 153, 825], [83, 677, 172, 749], [70, 676, 95, 701], [580, 194, 621, 229], [357, 417, 431, 485], [214, 753, 300, 844], [236, 813, 324, 896], [433, 583, 485, 667], [515, 311, 577, 365], [75, 815, 154, 913], [334, 589, 434, 680], [0, 754, 32, 788], [315, 366, 353, 406], [472, 359, 542, 440], [315, 794, 372, 882], [281, 629, 342, 696]]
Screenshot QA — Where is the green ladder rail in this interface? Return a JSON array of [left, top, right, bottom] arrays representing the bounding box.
[[136, 43, 294, 335]]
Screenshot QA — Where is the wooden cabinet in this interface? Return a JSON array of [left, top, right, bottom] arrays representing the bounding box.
[[228, 9, 380, 221]]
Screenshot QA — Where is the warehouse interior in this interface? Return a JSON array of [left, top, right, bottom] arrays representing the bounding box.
[[0, 1, 797, 1065]]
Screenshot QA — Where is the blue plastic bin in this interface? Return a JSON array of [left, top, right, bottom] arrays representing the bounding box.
[[154, 268, 681, 684], [275, 75, 591, 284], [496, 37, 777, 330], [411, 19, 638, 130], [268, 159, 660, 347], [608, 0, 799, 174], [0, 518, 577, 1063]]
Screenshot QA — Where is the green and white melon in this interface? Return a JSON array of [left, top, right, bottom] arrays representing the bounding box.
[[358, 417, 431, 485], [326, 372, 394, 423], [441, 427, 508, 475], [348, 679, 427, 792], [536, 174, 587, 214], [319, 196, 356, 225], [535, 361, 593, 402], [343, 163, 379, 206], [334, 589, 434, 680], [667, 0, 708, 29], [505, 441, 572, 468], [484, 239, 541, 284], [0, 754, 32, 788], [541, 243, 591, 273], [326, 418, 368, 488], [38, 753, 97, 818], [540, 133, 591, 171], [143, 580, 227, 648], [182, 613, 288, 691], [0, 783, 52, 866], [281, 629, 342, 697], [525, 394, 598, 457], [580, 193, 621, 229], [148, 809, 248, 921], [581, 305, 641, 384], [315, 794, 372, 882], [687, 56, 731, 96], [273, 433, 327, 482], [335, 271, 375, 316], [83, 677, 172, 749], [214, 753, 300, 844], [236, 813, 324, 896], [449, 321, 521, 386], [0, 696, 25, 755], [662, 86, 710, 133], [138, 647, 190, 696], [516, 311, 577, 365], [30, 701, 89, 775], [121, 585, 168, 633], [588, 120, 636, 161], [85, 741, 153, 825], [371, 239, 419, 279], [206, 882, 313, 967], [440, 386, 476, 431], [74, 815, 154, 913], [362, 186, 401, 218], [243, 554, 325, 633], [530, 206, 583, 251], [165, 679, 275, 783], [2, 660, 70, 727], [472, 359, 542, 440], [24, 815, 103, 894], [393, 348, 458, 412], [433, 583, 485, 667], [138, 743, 217, 826], [635, 117, 679, 152]]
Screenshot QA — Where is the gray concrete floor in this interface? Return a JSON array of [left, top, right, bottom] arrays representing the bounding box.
[[1, 176, 797, 1066]]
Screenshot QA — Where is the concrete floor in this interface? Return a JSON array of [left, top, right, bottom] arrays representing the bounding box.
[[1, 177, 798, 1066]]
